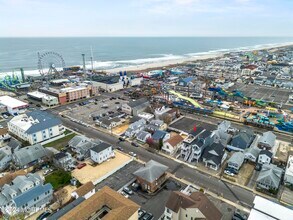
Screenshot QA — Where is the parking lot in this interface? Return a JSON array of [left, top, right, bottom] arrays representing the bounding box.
[[236, 84, 291, 103], [64, 97, 128, 126]]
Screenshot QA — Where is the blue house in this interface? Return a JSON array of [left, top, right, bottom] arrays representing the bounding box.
[[152, 130, 170, 142], [178, 77, 195, 87]]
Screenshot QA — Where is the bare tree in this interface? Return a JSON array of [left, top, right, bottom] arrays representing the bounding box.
[[54, 188, 68, 208]]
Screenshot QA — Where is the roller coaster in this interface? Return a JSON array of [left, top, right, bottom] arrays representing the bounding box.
[[0, 75, 22, 91]]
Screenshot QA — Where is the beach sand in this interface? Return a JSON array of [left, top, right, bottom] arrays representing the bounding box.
[[104, 42, 293, 74]]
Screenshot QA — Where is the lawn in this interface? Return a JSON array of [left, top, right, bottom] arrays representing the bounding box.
[[44, 133, 76, 150], [64, 129, 72, 135], [45, 170, 72, 190]]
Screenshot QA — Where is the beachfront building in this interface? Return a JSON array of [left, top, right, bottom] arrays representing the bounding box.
[[8, 110, 64, 144], [0, 96, 29, 115], [39, 84, 97, 105]]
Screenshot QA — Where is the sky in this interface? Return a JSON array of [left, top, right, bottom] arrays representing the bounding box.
[[0, 0, 292, 37]]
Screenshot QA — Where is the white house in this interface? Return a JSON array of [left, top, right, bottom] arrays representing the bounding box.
[[8, 110, 64, 144], [162, 134, 184, 155], [257, 150, 273, 165], [71, 181, 95, 200], [136, 130, 152, 143], [90, 142, 114, 164], [284, 154, 293, 186]]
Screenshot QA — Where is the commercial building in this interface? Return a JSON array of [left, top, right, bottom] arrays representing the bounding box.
[[27, 91, 59, 106], [57, 186, 140, 220], [39, 84, 97, 105], [0, 96, 29, 115], [8, 110, 64, 144]]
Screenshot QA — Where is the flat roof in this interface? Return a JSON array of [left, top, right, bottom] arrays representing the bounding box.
[[249, 196, 293, 220], [0, 96, 28, 109], [27, 91, 47, 99]]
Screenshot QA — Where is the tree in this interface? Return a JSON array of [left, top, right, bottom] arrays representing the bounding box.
[[146, 137, 159, 150], [54, 188, 68, 208], [162, 114, 172, 125]]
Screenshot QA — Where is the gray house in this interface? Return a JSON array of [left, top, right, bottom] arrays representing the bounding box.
[[136, 130, 152, 143], [257, 131, 276, 151], [227, 152, 245, 171], [125, 118, 146, 138], [228, 129, 255, 152], [53, 152, 75, 170], [256, 164, 283, 191], [122, 98, 149, 116], [69, 135, 101, 160], [0, 173, 53, 216], [13, 144, 49, 168], [244, 147, 261, 163], [202, 142, 227, 170], [0, 147, 12, 171]]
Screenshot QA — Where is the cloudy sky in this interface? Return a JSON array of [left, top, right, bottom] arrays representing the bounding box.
[[0, 0, 292, 37]]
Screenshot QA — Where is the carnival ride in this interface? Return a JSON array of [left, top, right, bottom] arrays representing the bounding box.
[[38, 51, 65, 82], [0, 74, 22, 91]]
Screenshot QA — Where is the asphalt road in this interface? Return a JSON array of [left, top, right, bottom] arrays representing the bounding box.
[[50, 112, 256, 208]]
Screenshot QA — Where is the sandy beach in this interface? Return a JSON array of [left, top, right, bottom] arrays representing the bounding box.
[[104, 42, 293, 74]]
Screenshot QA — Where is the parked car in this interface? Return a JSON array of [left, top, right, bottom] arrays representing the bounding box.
[[131, 142, 139, 147], [138, 209, 146, 218], [36, 210, 51, 220], [117, 147, 124, 151], [232, 211, 248, 220], [225, 168, 238, 175], [115, 101, 120, 104], [77, 163, 87, 169], [224, 170, 235, 176], [43, 168, 53, 176], [129, 152, 137, 157], [120, 191, 129, 198], [119, 137, 125, 142], [123, 186, 133, 195], [141, 212, 153, 220]]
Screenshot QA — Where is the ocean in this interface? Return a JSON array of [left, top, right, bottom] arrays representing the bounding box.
[[0, 37, 293, 75]]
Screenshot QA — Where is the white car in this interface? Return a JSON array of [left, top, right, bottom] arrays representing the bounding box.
[[120, 191, 129, 198], [129, 152, 137, 157], [224, 170, 235, 176]]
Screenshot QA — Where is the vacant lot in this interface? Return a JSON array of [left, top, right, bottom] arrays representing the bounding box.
[[44, 133, 76, 150], [45, 170, 72, 190]]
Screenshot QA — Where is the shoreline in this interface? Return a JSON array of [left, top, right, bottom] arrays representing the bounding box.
[[104, 42, 293, 74]]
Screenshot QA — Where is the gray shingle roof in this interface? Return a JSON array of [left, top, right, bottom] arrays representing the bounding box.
[[133, 160, 168, 183], [258, 131, 276, 148], [228, 152, 245, 165], [13, 183, 52, 207], [91, 142, 111, 154], [13, 144, 48, 167], [128, 98, 148, 108], [25, 110, 62, 134], [257, 164, 283, 189]]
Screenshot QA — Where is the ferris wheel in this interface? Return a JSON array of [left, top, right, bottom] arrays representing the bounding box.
[[37, 51, 65, 80]]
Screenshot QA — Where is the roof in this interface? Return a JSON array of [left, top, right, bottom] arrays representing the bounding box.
[[166, 134, 184, 147], [13, 144, 48, 166], [228, 152, 245, 165], [259, 149, 273, 158], [248, 196, 293, 220], [59, 186, 140, 220], [25, 111, 62, 134], [0, 96, 28, 109], [54, 152, 68, 160], [180, 77, 195, 84], [152, 130, 168, 141], [91, 142, 111, 154], [73, 181, 95, 197], [202, 142, 225, 165], [166, 191, 222, 220], [136, 130, 151, 140], [48, 197, 85, 220], [285, 155, 293, 178], [0, 170, 27, 187], [231, 129, 255, 150], [133, 160, 168, 183], [258, 131, 276, 148], [13, 183, 52, 207], [257, 164, 283, 188], [245, 146, 261, 158], [127, 98, 149, 108]]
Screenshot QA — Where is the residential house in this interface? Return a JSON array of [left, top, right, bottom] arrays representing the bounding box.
[[122, 98, 149, 116], [12, 144, 49, 168], [71, 181, 95, 200], [244, 147, 261, 163], [0, 173, 53, 216], [0, 147, 12, 171], [133, 160, 168, 193], [284, 154, 293, 186], [152, 130, 170, 142], [136, 130, 152, 143], [227, 152, 245, 171], [181, 130, 212, 163], [96, 117, 123, 130], [211, 120, 234, 146], [257, 131, 276, 151], [178, 77, 196, 87], [90, 142, 114, 164], [149, 119, 166, 130], [162, 134, 184, 155], [257, 150, 273, 165], [227, 129, 255, 152], [164, 191, 222, 220], [0, 170, 27, 188], [69, 135, 101, 160], [256, 164, 283, 191], [8, 110, 64, 145], [52, 186, 140, 220], [125, 118, 146, 138], [53, 152, 75, 170], [202, 142, 227, 170]]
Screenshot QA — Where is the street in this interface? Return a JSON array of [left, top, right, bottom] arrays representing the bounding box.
[[51, 112, 256, 208]]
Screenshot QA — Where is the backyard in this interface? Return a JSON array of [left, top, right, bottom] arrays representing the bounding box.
[[44, 133, 76, 150], [45, 170, 72, 190]]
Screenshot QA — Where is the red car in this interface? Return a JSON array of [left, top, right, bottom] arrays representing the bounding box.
[[77, 163, 87, 169]]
